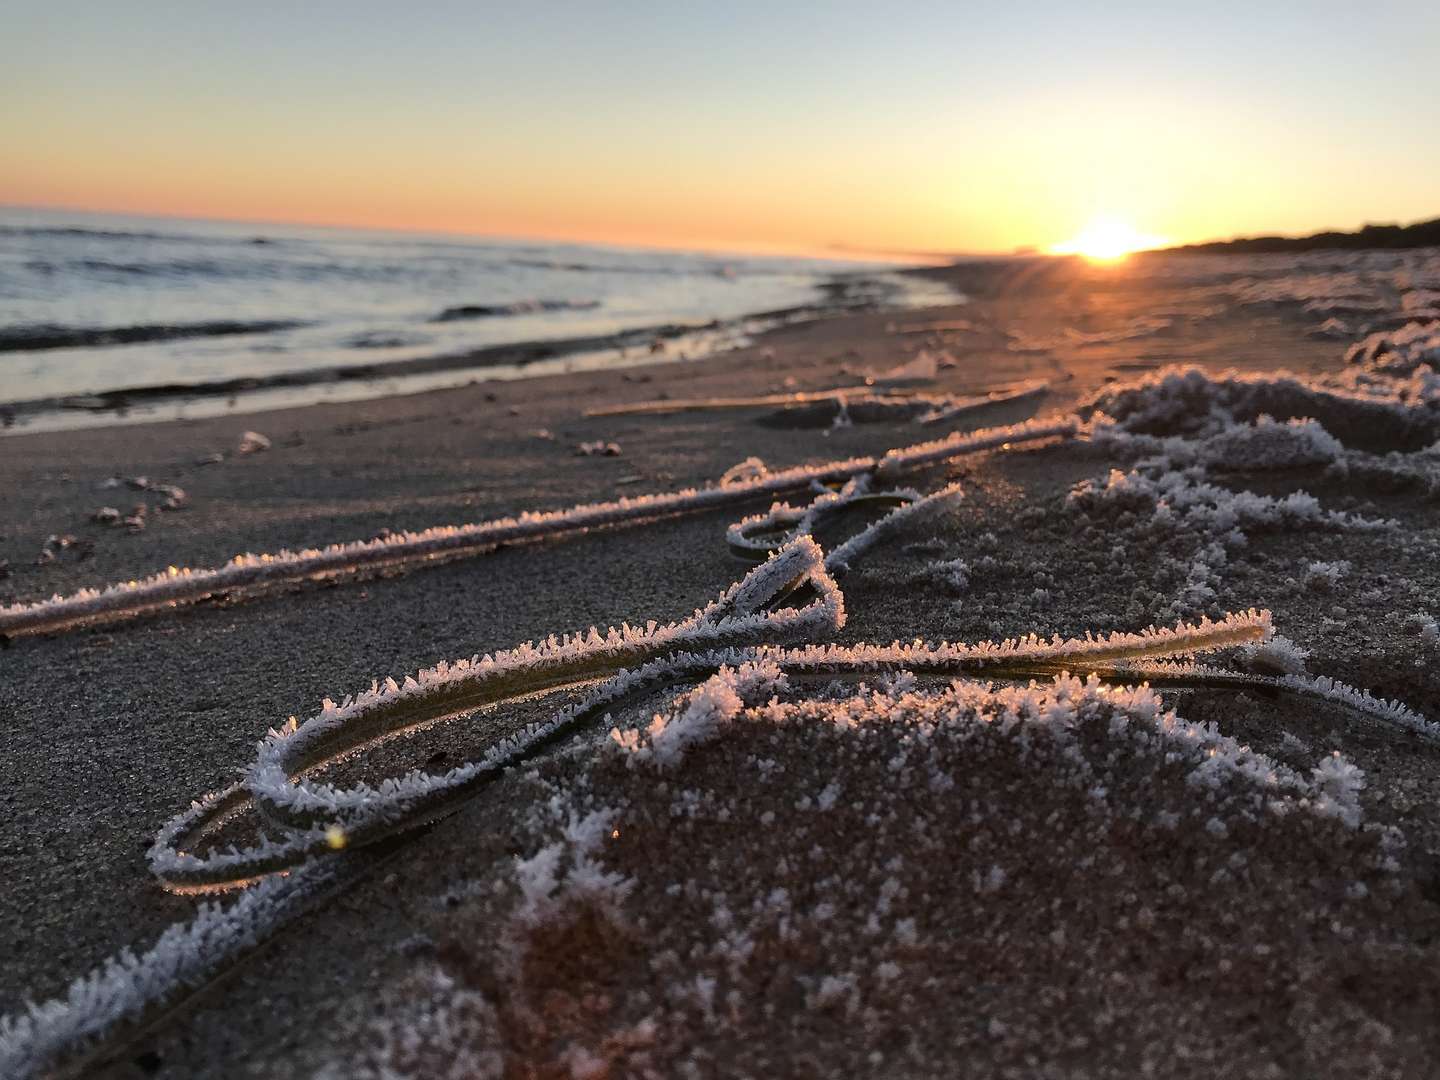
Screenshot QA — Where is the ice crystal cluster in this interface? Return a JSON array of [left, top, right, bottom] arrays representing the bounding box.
[[1067, 280, 1440, 628], [1084, 364, 1440, 452], [1067, 408, 1385, 624], [1068, 466, 1385, 543], [1347, 319, 1440, 377], [1222, 247, 1440, 321]]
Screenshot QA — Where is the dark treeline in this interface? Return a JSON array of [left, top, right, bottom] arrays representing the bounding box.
[[1166, 216, 1440, 254]]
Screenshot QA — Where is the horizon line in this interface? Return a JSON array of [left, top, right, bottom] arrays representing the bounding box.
[[0, 200, 945, 266]]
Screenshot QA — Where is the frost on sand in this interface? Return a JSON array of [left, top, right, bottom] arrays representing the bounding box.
[[341, 670, 1426, 1078]]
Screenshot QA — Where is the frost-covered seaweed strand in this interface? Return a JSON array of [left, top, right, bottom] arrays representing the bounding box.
[[726, 476, 890, 560], [155, 607, 1270, 892], [1279, 673, 1440, 741], [766, 609, 1274, 677], [152, 595, 1268, 897], [1091, 661, 1440, 743], [875, 416, 1078, 476], [726, 477, 965, 573], [917, 379, 1051, 424], [148, 538, 846, 894], [583, 386, 915, 417], [0, 463, 864, 638], [582, 378, 1050, 423], [11, 596, 1426, 1078], [0, 867, 333, 1080], [823, 483, 964, 573], [0, 418, 1073, 638]]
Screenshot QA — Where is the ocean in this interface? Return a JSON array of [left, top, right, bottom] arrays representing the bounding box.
[[0, 209, 951, 431]]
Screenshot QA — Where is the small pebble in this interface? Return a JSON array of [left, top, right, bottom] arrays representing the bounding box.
[[237, 431, 271, 454]]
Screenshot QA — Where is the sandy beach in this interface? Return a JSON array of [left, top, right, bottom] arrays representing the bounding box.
[[5, 253, 1440, 1077]]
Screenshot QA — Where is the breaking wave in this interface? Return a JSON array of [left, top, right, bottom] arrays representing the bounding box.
[[0, 320, 307, 353], [430, 299, 603, 322]]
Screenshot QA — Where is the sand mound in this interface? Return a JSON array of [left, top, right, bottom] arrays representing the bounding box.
[[335, 671, 1434, 1079]]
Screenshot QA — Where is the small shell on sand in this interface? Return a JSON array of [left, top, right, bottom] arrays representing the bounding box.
[[91, 506, 121, 524], [37, 534, 90, 564], [153, 485, 188, 511], [237, 431, 271, 454]]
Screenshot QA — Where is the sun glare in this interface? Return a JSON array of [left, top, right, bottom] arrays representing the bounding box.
[[1050, 218, 1166, 262]]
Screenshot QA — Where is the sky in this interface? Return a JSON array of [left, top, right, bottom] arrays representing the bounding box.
[[4, 1, 1439, 257]]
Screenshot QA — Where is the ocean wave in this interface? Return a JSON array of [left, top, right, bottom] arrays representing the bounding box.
[[510, 257, 644, 274], [21, 255, 439, 285], [0, 320, 307, 353], [0, 224, 178, 241], [1, 224, 282, 246], [345, 330, 433, 350], [510, 256, 744, 277], [25, 258, 190, 277], [24, 256, 292, 279], [430, 298, 601, 322]]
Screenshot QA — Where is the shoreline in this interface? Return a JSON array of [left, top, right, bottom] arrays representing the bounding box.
[[1, 269, 956, 435]]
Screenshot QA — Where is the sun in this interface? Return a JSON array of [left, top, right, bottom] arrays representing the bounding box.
[[1050, 218, 1166, 262]]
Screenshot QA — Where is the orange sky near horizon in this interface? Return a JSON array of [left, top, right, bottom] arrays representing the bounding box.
[[5, 2, 1439, 259]]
